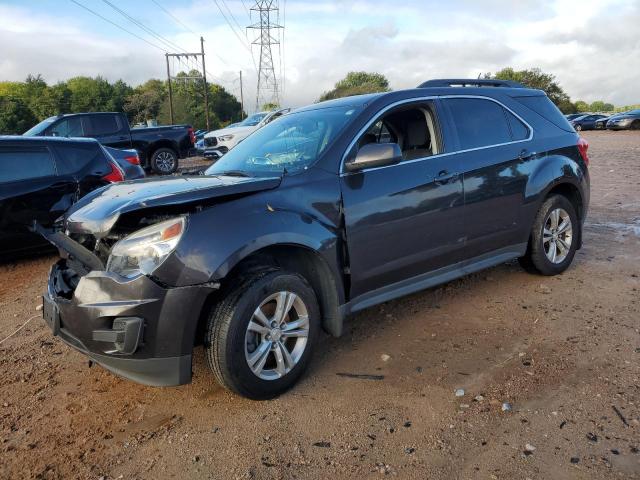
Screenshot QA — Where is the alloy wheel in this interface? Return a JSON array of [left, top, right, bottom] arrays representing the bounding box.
[[156, 151, 176, 172], [543, 208, 573, 264], [244, 291, 309, 380]]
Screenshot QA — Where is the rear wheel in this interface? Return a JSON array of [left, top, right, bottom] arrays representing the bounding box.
[[205, 269, 320, 400], [150, 148, 178, 174], [575, 124, 582, 131], [632, 120, 640, 130], [519, 194, 579, 275]]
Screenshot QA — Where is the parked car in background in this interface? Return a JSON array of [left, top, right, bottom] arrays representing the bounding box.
[[595, 111, 626, 129], [103, 146, 145, 180], [24, 112, 195, 175], [606, 109, 640, 130], [203, 109, 290, 158], [570, 114, 608, 131], [565, 113, 587, 121], [40, 79, 590, 399], [0, 136, 125, 258]]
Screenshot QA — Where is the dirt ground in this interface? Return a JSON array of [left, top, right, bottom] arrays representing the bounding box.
[[1, 131, 638, 480]]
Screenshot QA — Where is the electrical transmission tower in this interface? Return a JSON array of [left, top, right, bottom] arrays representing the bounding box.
[[248, 1, 282, 110]]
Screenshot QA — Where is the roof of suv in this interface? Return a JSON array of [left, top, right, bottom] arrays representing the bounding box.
[[0, 135, 100, 144]]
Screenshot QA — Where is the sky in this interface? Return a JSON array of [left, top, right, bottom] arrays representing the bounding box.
[[0, 0, 638, 113]]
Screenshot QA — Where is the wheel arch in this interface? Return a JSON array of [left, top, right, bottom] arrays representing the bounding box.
[[196, 243, 345, 344]]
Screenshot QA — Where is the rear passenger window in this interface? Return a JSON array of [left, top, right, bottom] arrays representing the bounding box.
[[48, 117, 84, 138], [86, 115, 121, 136], [0, 147, 56, 182], [53, 143, 104, 175], [446, 98, 512, 150], [505, 110, 529, 141]]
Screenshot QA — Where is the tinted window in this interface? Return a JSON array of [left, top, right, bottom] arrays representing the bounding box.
[[0, 147, 56, 182], [48, 117, 84, 137], [86, 114, 121, 136], [505, 109, 530, 141], [446, 98, 512, 150], [53, 143, 104, 175], [515, 95, 574, 132]]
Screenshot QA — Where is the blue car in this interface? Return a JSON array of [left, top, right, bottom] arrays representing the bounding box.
[[570, 114, 608, 131]]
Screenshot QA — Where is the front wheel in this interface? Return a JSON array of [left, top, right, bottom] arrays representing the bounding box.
[[519, 194, 579, 275], [575, 124, 582, 131], [150, 148, 178, 174], [205, 270, 320, 400]]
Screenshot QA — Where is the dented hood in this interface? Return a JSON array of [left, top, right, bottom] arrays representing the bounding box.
[[66, 174, 281, 237]]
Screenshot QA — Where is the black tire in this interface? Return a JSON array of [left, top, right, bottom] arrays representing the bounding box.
[[205, 269, 320, 400], [519, 194, 579, 276], [575, 124, 582, 131], [150, 147, 178, 175], [632, 120, 640, 130]]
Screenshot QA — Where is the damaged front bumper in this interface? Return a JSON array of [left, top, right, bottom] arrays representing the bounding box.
[[43, 258, 217, 387]]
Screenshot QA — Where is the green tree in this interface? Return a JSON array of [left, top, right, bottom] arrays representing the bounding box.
[[489, 68, 573, 112], [0, 95, 38, 134], [319, 71, 390, 101], [588, 100, 614, 112], [158, 70, 241, 129], [261, 102, 279, 111], [125, 79, 165, 124], [66, 76, 118, 112], [574, 100, 590, 112]]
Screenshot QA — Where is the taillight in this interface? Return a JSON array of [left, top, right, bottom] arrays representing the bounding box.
[[577, 137, 589, 167], [103, 161, 125, 183], [188, 127, 195, 145], [124, 154, 140, 165]]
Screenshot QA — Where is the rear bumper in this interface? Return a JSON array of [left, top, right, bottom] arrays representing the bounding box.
[[44, 259, 217, 386]]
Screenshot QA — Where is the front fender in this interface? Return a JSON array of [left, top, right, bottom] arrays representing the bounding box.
[[154, 198, 343, 289]]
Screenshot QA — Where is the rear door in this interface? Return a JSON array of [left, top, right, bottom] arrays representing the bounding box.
[[0, 143, 76, 253], [441, 96, 533, 260], [83, 113, 132, 149], [340, 99, 465, 298]]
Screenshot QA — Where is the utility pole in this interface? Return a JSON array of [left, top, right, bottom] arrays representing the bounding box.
[[165, 53, 174, 124], [200, 36, 210, 130], [239, 70, 244, 120], [164, 44, 209, 128], [248, 1, 282, 110]]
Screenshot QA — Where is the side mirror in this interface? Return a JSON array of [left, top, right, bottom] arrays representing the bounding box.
[[344, 142, 402, 172]]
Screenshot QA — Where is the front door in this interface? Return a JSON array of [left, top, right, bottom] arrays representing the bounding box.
[[340, 100, 465, 299]]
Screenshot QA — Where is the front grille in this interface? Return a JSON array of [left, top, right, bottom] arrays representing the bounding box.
[[204, 137, 217, 147]]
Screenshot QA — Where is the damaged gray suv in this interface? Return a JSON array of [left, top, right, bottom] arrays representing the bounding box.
[[41, 79, 590, 399]]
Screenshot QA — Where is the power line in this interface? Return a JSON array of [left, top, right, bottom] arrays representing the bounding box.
[[239, 0, 251, 19], [69, 0, 166, 52], [211, 0, 253, 54], [101, 0, 188, 54], [220, 0, 247, 39], [150, 0, 198, 35]]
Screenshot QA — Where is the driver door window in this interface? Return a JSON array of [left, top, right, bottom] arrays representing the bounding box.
[[356, 105, 440, 162]]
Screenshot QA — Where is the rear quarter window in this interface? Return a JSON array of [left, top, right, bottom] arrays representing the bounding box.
[[505, 109, 530, 141], [0, 147, 56, 182]]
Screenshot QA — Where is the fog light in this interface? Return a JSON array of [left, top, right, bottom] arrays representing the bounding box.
[[93, 317, 144, 355]]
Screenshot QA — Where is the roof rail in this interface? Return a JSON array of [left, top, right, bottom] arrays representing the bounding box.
[[418, 79, 525, 89]]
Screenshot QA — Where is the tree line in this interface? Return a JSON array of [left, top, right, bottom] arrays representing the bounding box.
[[319, 68, 638, 115], [0, 72, 243, 135]]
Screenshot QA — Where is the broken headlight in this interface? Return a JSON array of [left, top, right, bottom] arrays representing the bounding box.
[[106, 217, 186, 279]]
